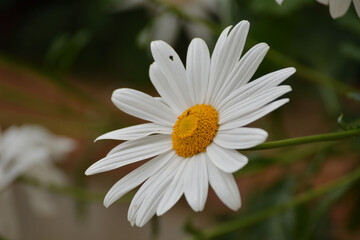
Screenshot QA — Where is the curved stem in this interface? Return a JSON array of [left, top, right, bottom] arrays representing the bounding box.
[[248, 129, 360, 150], [190, 167, 360, 240]]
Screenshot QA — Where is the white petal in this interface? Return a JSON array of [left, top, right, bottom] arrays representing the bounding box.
[[184, 154, 208, 212], [219, 85, 292, 125], [214, 128, 268, 149], [186, 38, 211, 105], [219, 98, 290, 130], [128, 154, 181, 227], [105, 143, 124, 157], [276, 0, 284, 5], [206, 25, 232, 104], [206, 143, 248, 173], [207, 21, 250, 104], [329, 0, 351, 18], [103, 151, 174, 207], [149, 63, 185, 115], [0, 148, 47, 192], [85, 135, 172, 175], [156, 156, 187, 215], [207, 160, 241, 211], [217, 67, 295, 112], [151, 40, 191, 110], [95, 123, 172, 141], [353, 0, 360, 18], [213, 43, 269, 108], [112, 88, 177, 127]]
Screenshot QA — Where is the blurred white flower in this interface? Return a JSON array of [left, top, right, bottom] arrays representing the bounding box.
[[276, 0, 284, 5], [86, 20, 295, 227], [0, 125, 75, 215], [118, 0, 218, 45], [316, 0, 360, 18]]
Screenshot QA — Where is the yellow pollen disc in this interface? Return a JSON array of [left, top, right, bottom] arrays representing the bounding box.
[[172, 104, 219, 158]]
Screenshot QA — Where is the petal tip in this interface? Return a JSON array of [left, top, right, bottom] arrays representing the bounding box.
[[156, 208, 165, 216], [263, 43, 270, 50], [111, 89, 123, 102], [103, 199, 112, 208], [150, 40, 166, 52], [289, 67, 296, 73], [238, 20, 250, 29], [85, 167, 94, 176]]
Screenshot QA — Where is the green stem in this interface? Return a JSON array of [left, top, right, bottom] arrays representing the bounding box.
[[16, 130, 359, 202], [150, 216, 160, 240], [248, 129, 360, 150], [191, 167, 360, 240]]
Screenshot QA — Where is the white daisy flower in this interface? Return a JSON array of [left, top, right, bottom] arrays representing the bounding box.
[[0, 125, 75, 215], [86, 20, 296, 227], [316, 0, 360, 18]]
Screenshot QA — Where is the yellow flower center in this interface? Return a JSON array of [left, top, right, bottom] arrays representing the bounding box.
[[172, 104, 219, 158]]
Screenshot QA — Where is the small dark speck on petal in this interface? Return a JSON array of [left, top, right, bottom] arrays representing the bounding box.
[[169, 55, 174, 61]]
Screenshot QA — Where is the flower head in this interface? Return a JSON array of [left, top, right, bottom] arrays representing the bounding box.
[[86, 20, 296, 227], [0, 125, 74, 192]]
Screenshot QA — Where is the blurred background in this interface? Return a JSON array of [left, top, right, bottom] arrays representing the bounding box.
[[0, 0, 359, 239]]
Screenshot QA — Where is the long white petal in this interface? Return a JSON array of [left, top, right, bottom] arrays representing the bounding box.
[[128, 154, 181, 227], [207, 160, 241, 211], [127, 158, 174, 226], [85, 135, 172, 175], [103, 150, 174, 207], [149, 63, 185, 115], [207, 21, 250, 104], [186, 38, 211, 105], [329, 0, 351, 18], [219, 85, 292, 125], [184, 154, 208, 212], [205, 25, 231, 105], [214, 128, 268, 149], [151, 40, 191, 110], [112, 88, 177, 127], [217, 67, 295, 113], [95, 123, 172, 141], [219, 99, 289, 130], [213, 43, 269, 108], [156, 156, 187, 216], [206, 143, 248, 173]]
